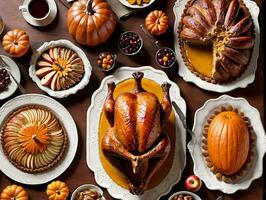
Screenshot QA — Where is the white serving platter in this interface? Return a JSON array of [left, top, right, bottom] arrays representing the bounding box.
[[173, 0, 260, 93], [87, 66, 187, 200], [188, 95, 266, 194], [29, 39, 92, 98], [0, 94, 78, 185]]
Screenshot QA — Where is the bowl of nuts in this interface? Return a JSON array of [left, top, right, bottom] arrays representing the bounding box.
[[71, 184, 105, 200], [156, 47, 176, 68], [169, 191, 201, 200], [97, 52, 116, 71], [118, 31, 143, 56]]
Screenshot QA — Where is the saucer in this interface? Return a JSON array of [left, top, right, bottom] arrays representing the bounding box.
[[19, 0, 57, 27]]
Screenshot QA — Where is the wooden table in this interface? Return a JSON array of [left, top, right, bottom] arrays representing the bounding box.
[[0, 0, 264, 199]]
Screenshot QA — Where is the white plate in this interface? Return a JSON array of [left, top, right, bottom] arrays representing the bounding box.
[[29, 39, 92, 98], [188, 95, 266, 194], [87, 66, 187, 200], [173, 0, 260, 93], [119, 0, 155, 9], [0, 55, 21, 100], [0, 94, 78, 185], [169, 191, 201, 200]]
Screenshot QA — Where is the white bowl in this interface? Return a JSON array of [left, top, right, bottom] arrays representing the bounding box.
[[29, 39, 92, 98], [169, 191, 201, 200], [71, 184, 105, 200], [118, 0, 155, 9]]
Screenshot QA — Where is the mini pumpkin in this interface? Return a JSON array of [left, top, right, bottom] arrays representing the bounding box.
[[46, 180, 69, 200], [2, 29, 30, 57], [145, 10, 169, 36], [67, 0, 116, 46], [207, 111, 250, 175], [0, 185, 28, 200]]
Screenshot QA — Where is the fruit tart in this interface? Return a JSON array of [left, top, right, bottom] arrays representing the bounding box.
[[178, 0, 255, 83], [36, 47, 84, 91], [1, 106, 68, 173], [202, 105, 255, 183]]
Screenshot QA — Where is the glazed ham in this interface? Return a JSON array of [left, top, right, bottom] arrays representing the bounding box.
[[101, 72, 172, 195]]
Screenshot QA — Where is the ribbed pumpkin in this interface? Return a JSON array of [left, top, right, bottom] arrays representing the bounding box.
[[46, 181, 69, 200], [207, 111, 250, 175], [67, 0, 116, 46], [0, 185, 28, 200], [145, 10, 168, 36]]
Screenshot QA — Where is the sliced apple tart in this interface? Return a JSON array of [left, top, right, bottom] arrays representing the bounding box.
[[36, 47, 84, 91], [178, 0, 255, 83], [1, 106, 68, 173]]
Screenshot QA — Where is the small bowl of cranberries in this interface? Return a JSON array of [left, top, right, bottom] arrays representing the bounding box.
[[156, 47, 176, 68], [118, 31, 143, 56]]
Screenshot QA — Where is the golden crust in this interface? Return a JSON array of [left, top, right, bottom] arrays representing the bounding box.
[[202, 105, 255, 183], [0, 105, 68, 173], [177, 0, 255, 84]]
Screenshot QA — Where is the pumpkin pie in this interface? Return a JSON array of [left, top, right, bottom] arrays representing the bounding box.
[[202, 106, 255, 183], [36, 47, 84, 91], [1, 106, 68, 173], [178, 0, 255, 83]]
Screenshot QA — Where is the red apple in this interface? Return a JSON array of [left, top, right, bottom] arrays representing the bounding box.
[[185, 175, 202, 192]]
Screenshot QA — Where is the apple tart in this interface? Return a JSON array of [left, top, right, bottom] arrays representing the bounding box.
[[1, 106, 68, 173], [202, 105, 255, 183], [36, 47, 84, 91], [178, 0, 255, 83]]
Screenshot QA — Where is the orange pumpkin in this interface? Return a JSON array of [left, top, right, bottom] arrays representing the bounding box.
[[46, 181, 69, 200], [67, 0, 117, 46], [0, 185, 28, 200], [145, 10, 169, 36], [2, 29, 30, 57], [207, 111, 250, 175]]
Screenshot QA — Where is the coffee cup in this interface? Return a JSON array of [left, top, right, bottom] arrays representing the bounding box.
[[19, 0, 57, 27]]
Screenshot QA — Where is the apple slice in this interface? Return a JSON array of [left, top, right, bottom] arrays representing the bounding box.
[[50, 73, 59, 91], [41, 71, 56, 87], [36, 67, 53, 77]]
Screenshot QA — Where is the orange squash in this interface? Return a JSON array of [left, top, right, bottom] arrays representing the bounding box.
[[0, 185, 28, 200], [2, 29, 30, 58], [67, 0, 117, 46], [145, 10, 169, 36], [207, 111, 250, 175], [46, 181, 69, 200]]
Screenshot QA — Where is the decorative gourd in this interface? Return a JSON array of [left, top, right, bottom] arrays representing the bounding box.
[[67, 0, 116, 46], [46, 181, 69, 200], [2, 29, 30, 57], [145, 10, 169, 36], [207, 111, 250, 175], [0, 185, 28, 200]]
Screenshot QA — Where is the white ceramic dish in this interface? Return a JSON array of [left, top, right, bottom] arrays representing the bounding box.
[[29, 39, 92, 98], [0, 55, 21, 100], [119, 0, 155, 9], [87, 66, 187, 200], [169, 191, 201, 200], [19, 0, 57, 27], [71, 184, 105, 200], [173, 0, 260, 93], [188, 95, 266, 194], [0, 94, 78, 185]]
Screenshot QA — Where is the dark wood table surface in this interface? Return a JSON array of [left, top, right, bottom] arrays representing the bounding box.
[[0, 0, 264, 199]]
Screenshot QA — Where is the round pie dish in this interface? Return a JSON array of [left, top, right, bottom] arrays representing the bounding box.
[[188, 95, 266, 194], [169, 191, 201, 200], [29, 39, 92, 98], [71, 184, 105, 200]]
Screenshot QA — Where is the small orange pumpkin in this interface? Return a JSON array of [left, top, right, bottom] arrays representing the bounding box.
[[0, 185, 28, 200], [207, 111, 250, 175], [145, 10, 169, 36], [67, 0, 116, 46], [46, 180, 69, 200], [2, 29, 30, 57]]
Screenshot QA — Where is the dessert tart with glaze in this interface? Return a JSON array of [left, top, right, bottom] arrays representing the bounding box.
[[178, 0, 255, 83], [36, 47, 85, 91], [202, 105, 255, 183], [1, 105, 68, 173]]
